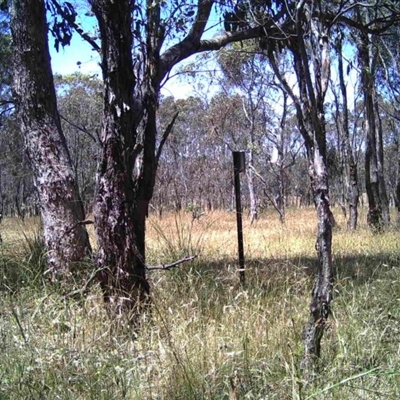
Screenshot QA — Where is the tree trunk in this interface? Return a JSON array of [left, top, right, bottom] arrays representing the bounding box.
[[337, 37, 359, 230], [246, 164, 258, 224], [395, 137, 400, 226], [301, 144, 334, 372], [91, 0, 149, 315], [11, 0, 91, 276], [277, 166, 286, 224], [132, 1, 164, 280], [247, 120, 258, 223], [375, 101, 390, 225], [278, 7, 334, 373], [358, 32, 384, 231]]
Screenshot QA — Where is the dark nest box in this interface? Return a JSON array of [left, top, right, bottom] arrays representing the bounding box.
[[233, 151, 246, 173]]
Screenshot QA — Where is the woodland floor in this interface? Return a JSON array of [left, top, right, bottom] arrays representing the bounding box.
[[1, 208, 400, 399]]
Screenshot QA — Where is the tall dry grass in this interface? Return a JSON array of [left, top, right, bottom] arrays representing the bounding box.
[[1, 207, 400, 399]]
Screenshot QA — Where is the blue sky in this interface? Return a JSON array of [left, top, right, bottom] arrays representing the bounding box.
[[49, 32, 199, 98], [49, 30, 100, 76], [47, 4, 223, 99], [50, 15, 206, 102]]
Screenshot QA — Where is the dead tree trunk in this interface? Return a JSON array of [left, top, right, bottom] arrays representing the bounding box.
[[11, 0, 91, 276]]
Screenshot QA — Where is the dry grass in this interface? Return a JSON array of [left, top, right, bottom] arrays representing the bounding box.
[[1, 208, 400, 399]]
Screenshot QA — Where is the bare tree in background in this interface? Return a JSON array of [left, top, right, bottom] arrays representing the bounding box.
[[333, 34, 359, 230]]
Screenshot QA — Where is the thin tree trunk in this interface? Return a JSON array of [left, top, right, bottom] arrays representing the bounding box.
[[375, 101, 390, 225], [358, 31, 384, 231], [246, 164, 258, 224], [395, 137, 400, 226], [299, 83, 334, 371], [287, 7, 334, 373], [11, 0, 91, 276], [301, 146, 334, 372], [278, 163, 286, 224], [277, 90, 289, 224], [269, 29, 334, 369], [245, 118, 258, 223], [337, 37, 359, 230], [132, 0, 164, 276]]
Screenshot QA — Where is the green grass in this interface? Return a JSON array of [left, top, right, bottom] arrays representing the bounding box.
[[1, 209, 400, 399]]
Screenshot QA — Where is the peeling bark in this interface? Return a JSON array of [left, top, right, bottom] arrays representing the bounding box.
[[301, 146, 333, 372], [267, 2, 334, 376], [11, 0, 91, 276]]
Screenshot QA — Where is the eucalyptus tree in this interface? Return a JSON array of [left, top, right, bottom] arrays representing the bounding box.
[[87, 0, 273, 313], [233, 0, 400, 372], [260, 2, 335, 371], [332, 34, 359, 230], [213, 36, 303, 223], [13, 0, 271, 315], [354, 7, 391, 230], [376, 24, 400, 222], [207, 91, 258, 212], [260, 85, 303, 224], [217, 46, 273, 222], [10, 0, 92, 276], [155, 95, 219, 212], [1, 9, 38, 219]]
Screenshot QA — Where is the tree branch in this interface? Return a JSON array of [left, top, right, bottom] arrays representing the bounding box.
[[61, 219, 94, 242], [156, 111, 179, 164], [331, 12, 400, 35], [49, 0, 101, 53], [59, 114, 98, 143], [158, 0, 213, 82], [159, 26, 263, 84], [146, 255, 197, 270], [267, 52, 312, 149]]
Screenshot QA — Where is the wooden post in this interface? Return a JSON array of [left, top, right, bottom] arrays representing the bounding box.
[[233, 151, 245, 285]]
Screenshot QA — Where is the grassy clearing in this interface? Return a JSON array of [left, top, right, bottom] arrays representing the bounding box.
[[1, 208, 400, 399]]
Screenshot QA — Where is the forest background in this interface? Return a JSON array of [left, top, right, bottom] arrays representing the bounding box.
[[2, 0, 400, 399]]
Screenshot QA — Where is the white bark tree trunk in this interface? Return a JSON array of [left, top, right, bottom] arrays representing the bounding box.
[[11, 0, 91, 276]]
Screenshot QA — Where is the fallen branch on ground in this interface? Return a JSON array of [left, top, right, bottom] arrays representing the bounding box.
[[146, 255, 197, 271]]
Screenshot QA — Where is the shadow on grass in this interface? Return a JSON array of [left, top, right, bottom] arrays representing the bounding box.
[[160, 250, 400, 297], [2, 238, 399, 306]]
